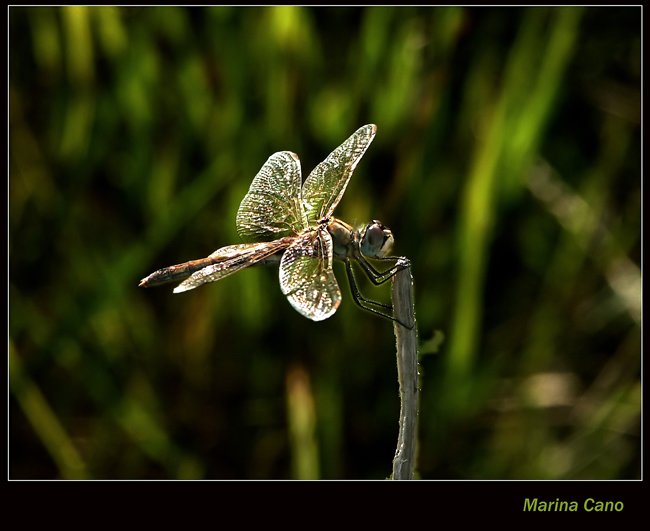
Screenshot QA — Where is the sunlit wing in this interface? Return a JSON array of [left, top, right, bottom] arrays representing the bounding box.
[[279, 226, 341, 321], [173, 239, 292, 293], [236, 151, 308, 242], [301, 124, 376, 225]]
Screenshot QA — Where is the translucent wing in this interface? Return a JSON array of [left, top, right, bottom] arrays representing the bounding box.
[[174, 239, 292, 293], [236, 151, 308, 242], [279, 226, 341, 321], [301, 124, 377, 224]]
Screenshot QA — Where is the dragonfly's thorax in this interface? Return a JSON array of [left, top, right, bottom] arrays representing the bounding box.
[[326, 217, 357, 259], [326, 217, 394, 260]]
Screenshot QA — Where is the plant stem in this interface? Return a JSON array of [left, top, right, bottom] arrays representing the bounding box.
[[391, 261, 419, 479]]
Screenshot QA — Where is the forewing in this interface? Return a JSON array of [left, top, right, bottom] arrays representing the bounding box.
[[174, 239, 290, 293], [301, 124, 376, 224], [279, 227, 341, 321], [236, 151, 307, 242]]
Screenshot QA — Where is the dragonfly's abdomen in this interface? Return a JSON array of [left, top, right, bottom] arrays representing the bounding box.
[[138, 257, 220, 288]]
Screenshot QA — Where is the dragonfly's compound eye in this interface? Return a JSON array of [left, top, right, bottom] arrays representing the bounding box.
[[361, 220, 394, 258]]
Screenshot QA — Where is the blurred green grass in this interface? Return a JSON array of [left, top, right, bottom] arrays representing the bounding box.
[[9, 6, 640, 479]]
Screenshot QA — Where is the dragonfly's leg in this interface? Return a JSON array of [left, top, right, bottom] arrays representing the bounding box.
[[345, 260, 392, 310], [345, 260, 413, 328], [356, 254, 411, 286]]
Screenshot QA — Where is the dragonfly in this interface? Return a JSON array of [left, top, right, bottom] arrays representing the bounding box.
[[139, 124, 411, 327]]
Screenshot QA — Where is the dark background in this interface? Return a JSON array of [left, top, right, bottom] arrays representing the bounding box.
[[9, 6, 640, 480]]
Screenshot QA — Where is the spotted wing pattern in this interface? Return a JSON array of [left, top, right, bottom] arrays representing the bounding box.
[[236, 151, 307, 242], [279, 226, 341, 321], [173, 239, 292, 293], [301, 124, 376, 225]]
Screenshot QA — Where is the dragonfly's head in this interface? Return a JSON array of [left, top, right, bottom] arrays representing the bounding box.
[[360, 220, 394, 258]]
